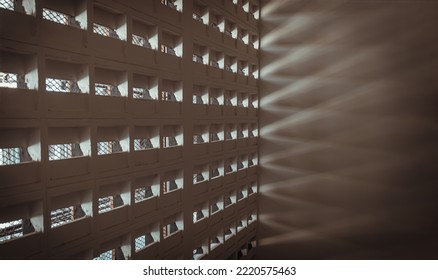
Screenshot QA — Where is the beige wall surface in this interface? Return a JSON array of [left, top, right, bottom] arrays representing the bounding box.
[[258, 0, 438, 259]]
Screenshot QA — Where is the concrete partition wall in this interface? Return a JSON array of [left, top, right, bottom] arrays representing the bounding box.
[[0, 0, 260, 259]]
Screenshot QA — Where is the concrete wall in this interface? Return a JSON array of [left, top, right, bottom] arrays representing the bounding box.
[[0, 0, 259, 260], [258, 0, 438, 259]]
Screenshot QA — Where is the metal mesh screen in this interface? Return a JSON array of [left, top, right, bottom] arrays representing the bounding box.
[[192, 13, 203, 23], [94, 249, 113, 260], [135, 235, 146, 252], [161, 90, 177, 101], [97, 141, 123, 155], [193, 173, 205, 184], [134, 186, 154, 203], [98, 196, 112, 213], [135, 233, 154, 252], [48, 143, 83, 160], [161, 0, 177, 10], [163, 136, 178, 147], [46, 78, 81, 93], [98, 194, 123, 214], [0, 72, 27, 89], [42, 8, 80, 27], [192, 94, 204, 104], [50, 205, 85, 228], [192, 210, 204, 222], [0, 219, 22, 242], [193, 54, 203, 64], [0, 218, 34, 243], [95, 83, 121, 96], [132, 34, 152, 48], [133, 87, 153, 99], [50, 207, 73, 228], [0, 0, 13, 10], [0, 147, 21, 165], [167, 222, 178, 235], [193, 134, 204, 144], [210, 60, 220, 68], [93, 23, 119, 39], [163, 180, 178, 193], [134, 138, 154, 151], [161, 44, 176, 56]]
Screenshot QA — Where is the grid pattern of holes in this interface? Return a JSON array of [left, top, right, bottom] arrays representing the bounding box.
[[0, 219, 23, 242], [48, 144, 83, 161], [133, 87, 152, 99], [134, 138, 154, 151], [50, 207, 73, 228], [193, 54, 203, 64], [42, 8, 80, 27], [0, 2, 260, 260], [134, 186, 154, 203], [97, 141, 123, 155], [0, 147, 21, 165], [132, 34, 151, 48], [94, 249, 113, 260], [193, 134, 204, 144], [93, 23, 119, 39], [50, 205, 86, 228], [162, 136, 178, 147], [135, 233, 154, 252], [193, 172, 205, 183], [46, 78, 81, 93], [95, 83, 121, 96], [0, 72, 27, 89], [0, 0, 13, 10]]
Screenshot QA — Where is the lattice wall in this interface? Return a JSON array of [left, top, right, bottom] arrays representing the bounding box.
[[0, 0, 259, 260]]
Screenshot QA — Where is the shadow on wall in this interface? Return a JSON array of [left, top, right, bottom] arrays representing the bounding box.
[[258, 0, 438, 259]]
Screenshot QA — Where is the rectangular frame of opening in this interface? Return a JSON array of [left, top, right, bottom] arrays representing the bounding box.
[[97, 181, 130, 214], [132, 19, 157, 50], [42, 0, 87, 30], [134, 174, 160, 203], [94, 67, 127, 97], [0, 50, 38, 91], [93, 4, 126, 41], [0, 200, 43, 244], [162, 169, 183, 194], [96, 126, 129, 155], [160, 30, 182, 57]]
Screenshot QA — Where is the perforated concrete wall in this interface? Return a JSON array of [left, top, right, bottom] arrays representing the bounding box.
[[0, 0, 259, 260]]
